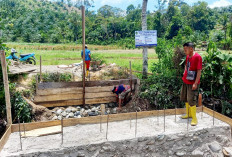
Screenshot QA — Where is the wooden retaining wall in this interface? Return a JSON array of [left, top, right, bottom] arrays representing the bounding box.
[[34, 79, 138, 107]]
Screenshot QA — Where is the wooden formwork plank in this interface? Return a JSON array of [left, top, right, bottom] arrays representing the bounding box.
[[37, 87, 83, 95], [36, 86, 116, 96], [11, 120, 60, 133], [37, 79, 137, 90], [203, 106, 232, 126], [34, 92, 116, 103], [21, 125, 61, 137], [36, 97, 116, 107], [0, 125, 11, 152], [11, 107, 201, 133]]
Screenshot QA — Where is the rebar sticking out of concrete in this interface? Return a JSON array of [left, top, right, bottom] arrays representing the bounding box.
[[187, 105, 189, 132], [129, 109, 132, 129], [100, 115, 102, 132], [135, 111, 138, 137], [175, 104, 177, 122], [23, 121, 26, 137], [61, 116, 63, 145], [18, 117, 22, 151], [201, 105, 203, 119], [106, 114, 109, 140], [213, 103, 215, 126], [156, 102, 159, 126], [164, 104, 166, 132]]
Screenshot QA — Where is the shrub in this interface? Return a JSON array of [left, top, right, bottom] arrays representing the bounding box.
[[201, 41, 232, 100]]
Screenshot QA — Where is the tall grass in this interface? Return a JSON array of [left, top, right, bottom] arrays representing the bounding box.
[[6, 42, 122, 51]]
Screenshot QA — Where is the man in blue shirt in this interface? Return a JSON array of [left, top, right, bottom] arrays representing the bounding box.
[[81, 45, 91, 77], [112, 84, 131, 110]]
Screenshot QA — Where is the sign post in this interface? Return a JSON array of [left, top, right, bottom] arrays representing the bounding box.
[[135, 30, 157, 48]]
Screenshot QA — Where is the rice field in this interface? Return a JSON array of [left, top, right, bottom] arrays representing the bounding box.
[[6, 43, 158, 72]]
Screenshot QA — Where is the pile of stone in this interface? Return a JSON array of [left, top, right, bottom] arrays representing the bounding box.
[[51, 103, 118, 120]]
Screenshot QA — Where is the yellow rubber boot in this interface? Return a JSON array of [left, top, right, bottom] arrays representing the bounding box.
[[181, 103, 192, 119], [190, 105, 198, 126], [86, 70, 89, 77]]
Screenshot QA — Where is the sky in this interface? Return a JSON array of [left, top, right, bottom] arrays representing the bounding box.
[[89, 0, 232, 12]]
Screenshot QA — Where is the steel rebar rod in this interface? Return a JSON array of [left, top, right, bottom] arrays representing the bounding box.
[[18, 118, 22, 151], [187, 105, 189, 133], [61, 116, 63, 145], [164, 104, 166, 132], [23, 121, 26, 137], [175, 104, 177, 123], [106, 114, 109, 140], [135, 111, 138, 137], [213, 103, 215, 126], [100, 115, 102, 132]]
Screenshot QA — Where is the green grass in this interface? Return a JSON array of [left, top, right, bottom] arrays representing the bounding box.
[[12, 48, 158, 72], [6, 43, 231, 73]]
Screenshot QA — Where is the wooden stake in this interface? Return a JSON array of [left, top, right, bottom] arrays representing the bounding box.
[[36, 75, 38, 94], [40, 55, 42, 82], [82, 5, 86, 107], [0, 51, 12, 125], [129, 61, 132, 95]]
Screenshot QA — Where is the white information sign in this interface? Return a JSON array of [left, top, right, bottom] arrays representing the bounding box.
[[135, 30, 157, 47]]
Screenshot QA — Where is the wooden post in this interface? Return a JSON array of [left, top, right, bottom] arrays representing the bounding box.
[[129, 61, 132, 93], [40, 56, 42, 83], [0, 51, 12, 125], [82, 5, 86, 106]]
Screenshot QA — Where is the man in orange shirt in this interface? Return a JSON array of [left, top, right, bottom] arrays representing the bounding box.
[[180, 42, 202, 126]]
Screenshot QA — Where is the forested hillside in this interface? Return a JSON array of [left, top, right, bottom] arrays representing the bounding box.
[[0, 0, 232, 49]]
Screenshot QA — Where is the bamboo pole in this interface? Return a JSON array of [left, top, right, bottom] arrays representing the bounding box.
[[82, 5, 86, 106], [0, 51, 12, 125]]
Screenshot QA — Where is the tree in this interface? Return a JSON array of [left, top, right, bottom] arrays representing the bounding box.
[[73, 0, 94, 10], [220, 13, 228, 41], [126, 4, 135, 14], [188, 2, 215, 33], [142, 0, 148, 78], [166, 12, 183, 39], [153, 11, 165, 37]]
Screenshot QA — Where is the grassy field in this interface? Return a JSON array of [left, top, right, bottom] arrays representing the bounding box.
[[6, 43, 231, 73], [6, 43, 158, 72]]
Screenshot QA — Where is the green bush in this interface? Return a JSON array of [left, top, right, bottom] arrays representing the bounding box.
[[140, 39, 184, 109], [140, 72, 183, 110], [201, 41, 232, 100], [222, 100, 232, 118], [11, 91, 32, 123]]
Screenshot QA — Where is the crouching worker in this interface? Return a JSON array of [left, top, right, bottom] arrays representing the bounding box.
[[81, 45, 91, 77], [112, 84, 131, 110], [180, 42, 202, 126]]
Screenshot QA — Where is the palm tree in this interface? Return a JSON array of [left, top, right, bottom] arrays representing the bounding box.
[[142, 0, 148, 78]]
